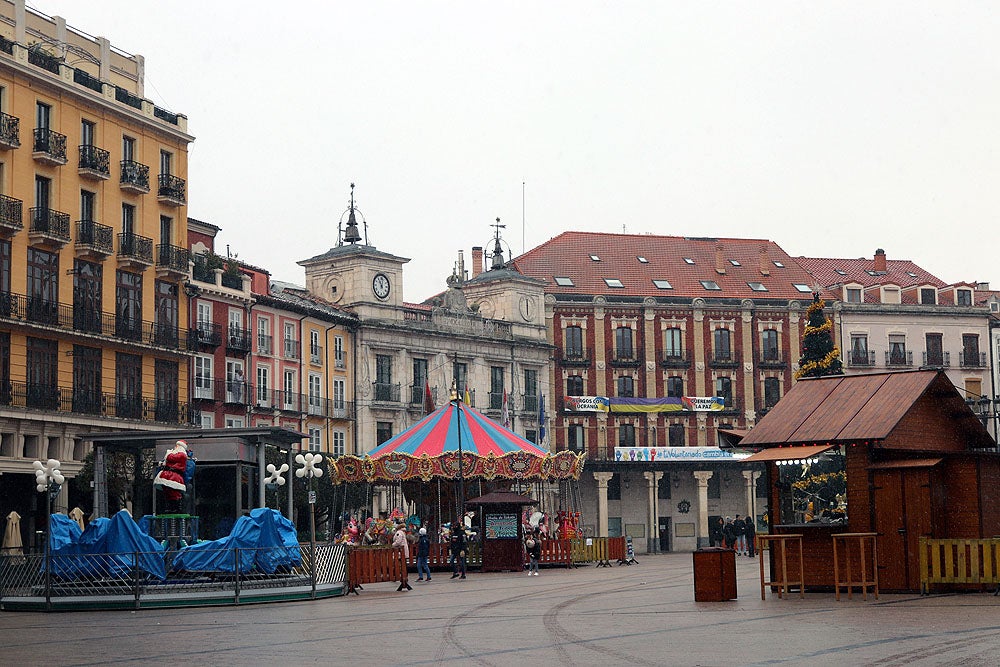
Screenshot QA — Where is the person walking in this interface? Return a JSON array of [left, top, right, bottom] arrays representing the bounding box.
[[416, 527, 432, 581], [745, 515, 757, 557], [525, 529, 542, 576], [392, 523, 410, 559], [733, 515, 747, 555], [450, 525, 467, 579]]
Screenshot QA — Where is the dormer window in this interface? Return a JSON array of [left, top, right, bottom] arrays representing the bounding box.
[[957, 289, 972, 306], [652, 279, 672, 289], [554, 276, 574, 287], [747, 282, 768, 292], [919, 288, 936, 305], [793, 283, 813, 293], [882, 286, 901, 304], [700, 280, 721, 291], [604, 278, 624, 288], [846, 287, 862, 303]]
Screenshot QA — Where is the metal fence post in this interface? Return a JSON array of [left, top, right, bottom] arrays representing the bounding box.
[[311, 544, 317, 600], [234, 547, 240, 604], [134, 551, 141, 609]]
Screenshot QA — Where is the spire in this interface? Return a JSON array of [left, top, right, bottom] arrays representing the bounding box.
[[490, 217, 506, 270]]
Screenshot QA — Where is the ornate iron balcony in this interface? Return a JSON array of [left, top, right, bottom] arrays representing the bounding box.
[[257, 334, 273, 355], [660, 352, 689, 368], [72, 68, 103, 93], [227, 327, 252, 353], [848, 350, 875, 366], [120, 160, 150, 193], [28, 47, 60, 74], [75, 220, 114, 256], [885, 350, 913, 367], [556, 347, 592, 367], [29, 207, 71, 246], [0, 111, 20, 149], [192, 322, 222, 347], [922, 350, 950, 367], [156, 243, 189, 274], [32, 128, 67, 164], [373, 382, 401, 403], [960, 351, 987, 368], [0, 194, 23, 234], [157, 173, 186, 205], [78, 144, 110, 179], [284, 339, 300, 359], [117, 232, 153, 265], [310, 344, 323, 364]]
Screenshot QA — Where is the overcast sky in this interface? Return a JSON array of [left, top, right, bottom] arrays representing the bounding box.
[[33, 1, 1000, 302]]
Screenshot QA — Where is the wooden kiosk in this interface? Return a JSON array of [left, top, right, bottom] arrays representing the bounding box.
[[467, 491, 538, 573], [741, 370, 1000, 593]]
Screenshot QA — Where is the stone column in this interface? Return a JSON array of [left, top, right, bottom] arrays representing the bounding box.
[[742, 469, 761, 522], [693, 470, 714, 548], [643, 471, 663, 553], [593, 471, 613, 537]]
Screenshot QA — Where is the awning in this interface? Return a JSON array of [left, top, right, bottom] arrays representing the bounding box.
[[742, 444, 835, 463], [868, 458, 943, 470]]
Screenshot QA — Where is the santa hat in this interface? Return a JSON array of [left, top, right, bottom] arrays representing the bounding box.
[[174, 439, 188, 450]]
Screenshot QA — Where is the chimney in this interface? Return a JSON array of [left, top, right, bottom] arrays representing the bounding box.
[[874, 248, 886, 273], [472, 246, 483, 278], [715, 244, 726, 275], [758, 245, 770, 276]]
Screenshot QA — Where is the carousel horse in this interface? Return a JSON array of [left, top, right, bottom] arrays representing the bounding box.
[[405, 514, 422, 533], [334, 516, 361, 545]]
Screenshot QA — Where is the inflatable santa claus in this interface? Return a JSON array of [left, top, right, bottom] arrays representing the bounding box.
[[153, 440, 189, 513]]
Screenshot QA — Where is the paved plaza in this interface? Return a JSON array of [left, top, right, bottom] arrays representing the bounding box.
[[3, 552, 1000, 666]]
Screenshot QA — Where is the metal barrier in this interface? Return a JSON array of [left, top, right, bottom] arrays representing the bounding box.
[[919, 537, 1000, 594], [0, 544, 348, 611]]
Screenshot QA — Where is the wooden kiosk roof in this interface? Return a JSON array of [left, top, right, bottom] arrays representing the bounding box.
[[741, 370, 994, 449]]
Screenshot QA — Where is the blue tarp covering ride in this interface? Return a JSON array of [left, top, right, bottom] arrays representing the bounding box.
[[47, 510, 166, 580], [172, 508, 301, 574]]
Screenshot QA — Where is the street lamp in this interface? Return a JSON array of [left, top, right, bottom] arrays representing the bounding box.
[[449, 383, 466, 525], [33, 458, 63, 610], [295, 452, 323, 598], [264, 463, 289, 511]]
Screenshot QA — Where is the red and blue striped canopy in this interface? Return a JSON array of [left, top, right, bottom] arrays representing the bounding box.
[[368, 402, 546, 459]]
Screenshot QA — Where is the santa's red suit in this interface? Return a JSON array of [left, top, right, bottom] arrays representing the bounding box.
[[153, 440, 188, 502]]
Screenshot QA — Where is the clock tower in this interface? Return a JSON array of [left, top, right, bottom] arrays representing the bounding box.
[[298, 184, 408, 320]]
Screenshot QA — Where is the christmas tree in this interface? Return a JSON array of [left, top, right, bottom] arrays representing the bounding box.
[[796, 293, 843, 379]]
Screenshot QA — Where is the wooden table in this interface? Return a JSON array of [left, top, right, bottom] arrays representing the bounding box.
[[832, 532, 878, 600], [757, 533, 805, 599]]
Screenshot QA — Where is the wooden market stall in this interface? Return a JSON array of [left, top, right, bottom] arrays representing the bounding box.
[[466, 491, 537, 572], [741, 369, 1000, 592]]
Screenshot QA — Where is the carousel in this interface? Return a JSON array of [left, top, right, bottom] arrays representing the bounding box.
[[329, 399, 586, 547]]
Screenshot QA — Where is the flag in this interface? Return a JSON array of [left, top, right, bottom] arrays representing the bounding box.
[[501, 389, 510, 429], [423, 381, 435, 414], [538, 394, 546, 446]]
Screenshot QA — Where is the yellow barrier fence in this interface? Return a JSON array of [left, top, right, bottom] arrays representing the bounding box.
[[919, 537, 1000, 594]]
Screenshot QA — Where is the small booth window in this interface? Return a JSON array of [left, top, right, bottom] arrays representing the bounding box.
[[777, 449, 847, 525]]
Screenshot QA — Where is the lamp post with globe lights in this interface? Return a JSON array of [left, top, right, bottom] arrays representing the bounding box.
[[295, 452, 323, 597], [33, 458, 63, 609]]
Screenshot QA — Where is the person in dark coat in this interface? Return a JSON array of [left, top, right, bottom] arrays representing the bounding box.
[[722, 516, 736, 550], [709, 517, 724, 547], [745, 515, 757, 557], [733, 515, 747, 555], [525, 529, 542, 576], [450, 526, 467, 579], [416, 527, 432, 581]]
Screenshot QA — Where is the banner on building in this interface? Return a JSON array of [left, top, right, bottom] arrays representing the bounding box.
[[564, 395, 724, 413], [614, 447, 751, 462]]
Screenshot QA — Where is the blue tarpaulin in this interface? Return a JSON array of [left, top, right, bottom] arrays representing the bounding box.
[[46, 511, 165, 580], [172, 508, 301, 574]]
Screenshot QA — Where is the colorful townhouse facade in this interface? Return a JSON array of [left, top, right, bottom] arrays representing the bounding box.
[[0, 1, 193, 535]]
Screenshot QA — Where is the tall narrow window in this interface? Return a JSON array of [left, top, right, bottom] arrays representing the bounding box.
[[412, 358, 428, 404], [0, 331, 10, 404], [714, 329, 732, 362], [283, 370, 295, 409], [615, 326, 634, 359], [0, 239, 10, 302], [888, 334, 907, 366], [26, 337, 58, 409], [115, 352, 142, 419], [617, 375, 634, 397], [308, 374, 322, 412], [194, 356, 213, 400], [668, 424, 685, 447], [523, 369, 538, 412], [761, 329, 779, 362], [664, 327, 683, 359], [115, 270, 142, 341], [618, 423, 635, 447], [154, 280, 178, 347], [154, 359, 179, 422], [763, 377, 781, 408], [375, 354, 392, 401], [34, 175, 50, 221], [27, 247, 58, 325], [332, 378, 346, 416], [566, 375, 584, 397], [564, 325, 583, 358], [36, 102, 50, 131], [334, 335, 345, 368], [715, 377, 733, 407], [256, 366, 270, 406], [309, 330, 321, 362], [568, 424, 585, 452], [80, 119, 94, 146], [850, 334, 869, 366], [332, 430, 346, 457], [490, 366, 504, 409], [925, 333, 943, 366], [963, 334, 981, 367], [160, 215, 172, 247], [666, 376, 683, 398], [80, 190, 95, 222], [453, 362, 467, 393], [121, 203, 135, 236], [160, 150, 172, 176], [257, 316, 271, 354], [122, 135, 135, 162], [72, 259, 102, 333]]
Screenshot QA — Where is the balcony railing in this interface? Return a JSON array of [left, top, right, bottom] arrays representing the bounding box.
[[118, 232, 154, 265], [335, 354, 346, 369], [157, 173, 186, 205], [29, 207, 71, 244], [257, 334, 273, 356], [120, 160, 150, 193], [78, 144, 110, 179], [310, 345, 323, 364], [243, 388, 355, 419], [0, 111, 20, 149], [227, 327, 252, 354], [960, 351, 987, 368], [283, 339, 299, 359], [610, 348, 643, 367], [75, 220, 114, 256], [0, 381, 192, 425], [373, 382, 401, 403], [0, 194, 23, 233], [27, 47, 60, 74], [848, 350, 875, 366], [521, 394, 539, 413], [922, 351, 951, 367], [72, 68, 103, 93], [660, 352, 689, 368], [156, 243, 189, 273], [32, 128, 67, 164], [115, 86, 142, 110], [0, 289, 192, 350], [488, 391, 504, 410], [556, 347, 592, 367], [885, 350, 914, 367], [710, 352, 741, 368], [192, 322, 222, 347]]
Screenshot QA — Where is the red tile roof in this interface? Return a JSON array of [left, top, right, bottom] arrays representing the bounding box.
[[511, 231, 825, 300], [796, 255, 944, 290]]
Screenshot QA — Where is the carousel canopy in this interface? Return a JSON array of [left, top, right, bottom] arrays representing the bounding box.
[[332, 402, 584, 484], [369, 403, 547, 458]]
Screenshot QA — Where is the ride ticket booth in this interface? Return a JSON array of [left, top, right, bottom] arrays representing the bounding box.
[[466, 491, 538, 573]]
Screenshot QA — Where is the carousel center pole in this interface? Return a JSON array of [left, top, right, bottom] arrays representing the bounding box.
[[451, 384, 466, 524]]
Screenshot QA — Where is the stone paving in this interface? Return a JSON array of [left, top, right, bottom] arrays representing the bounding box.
[[3, 552, 1000, 666]]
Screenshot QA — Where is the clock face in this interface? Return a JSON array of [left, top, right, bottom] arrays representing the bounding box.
[[373, 273, 391, 300], [519, 296, 534, 322]]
